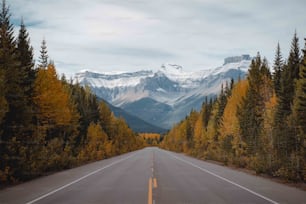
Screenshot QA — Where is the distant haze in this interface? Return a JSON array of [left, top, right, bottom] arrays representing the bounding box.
[[9, 0, 306, 77]]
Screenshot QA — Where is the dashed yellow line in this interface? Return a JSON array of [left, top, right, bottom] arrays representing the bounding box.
[[153, 178, 157, 188]]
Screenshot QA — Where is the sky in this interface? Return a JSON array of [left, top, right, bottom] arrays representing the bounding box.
[[9, 0, 306, 77]]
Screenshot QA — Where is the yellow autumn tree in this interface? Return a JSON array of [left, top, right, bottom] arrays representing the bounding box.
[[193, 114, 211, 158], [34, 64, 72, 126], [220, 80, 248, 165], [78, 122, 107, 161], [33, 64, 75, 171]]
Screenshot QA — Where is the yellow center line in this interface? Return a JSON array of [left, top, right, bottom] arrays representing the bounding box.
[[148, 178, 153, 204]]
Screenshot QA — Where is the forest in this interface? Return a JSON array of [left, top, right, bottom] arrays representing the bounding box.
[[0, 1, 144, 184], [162, 32, 306, 182]]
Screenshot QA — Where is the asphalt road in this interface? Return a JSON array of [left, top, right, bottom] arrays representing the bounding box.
[[0, 147, 305, 204]]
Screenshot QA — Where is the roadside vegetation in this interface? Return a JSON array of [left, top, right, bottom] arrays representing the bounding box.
[[161, 34, 306, 183], [0, 1, 144, 184]]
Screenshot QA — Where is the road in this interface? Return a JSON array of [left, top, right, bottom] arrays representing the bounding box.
[[0, 147, 305, 204]]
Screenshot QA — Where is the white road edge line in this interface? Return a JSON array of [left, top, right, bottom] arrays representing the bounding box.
[[26, 154, 135, 204], [165, 151, 279, 204]]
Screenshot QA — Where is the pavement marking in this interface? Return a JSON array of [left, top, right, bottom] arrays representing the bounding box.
[[148, 178, 153, 204], [153, 178, 158, 188], [166, 151, 279, 204], [25, 154, 135, 204]]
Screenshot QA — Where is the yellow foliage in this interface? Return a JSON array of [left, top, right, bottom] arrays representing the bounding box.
[[34, 64, 72, 126], [79, 122, 108, 161], [140, 133, 160, 140], [220, 80, 248, 158], [140, 133, 161, 146], [221, 80, 248, 140]]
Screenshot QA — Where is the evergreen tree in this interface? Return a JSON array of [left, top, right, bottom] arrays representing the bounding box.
[[70, 84, 99, 147], [274, 33, 301, 171], [202, 97, 211, 130], [0, 67, 7, 125], [280, 31, 301, 112], [291, 38, 306, 181], [216, 83, 227, 129], [273, 43, 283, 97], [294, 39, 306, 135], [288, 31, 301, 80], [16, 18, 36, 127], [38, 38, 48, 68], [17, 18, 35, 95], [238, 54, 272, 154], [0, 0, 26, 181]]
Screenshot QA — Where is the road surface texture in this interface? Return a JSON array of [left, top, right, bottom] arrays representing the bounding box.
[[0, 147, 305, 204]]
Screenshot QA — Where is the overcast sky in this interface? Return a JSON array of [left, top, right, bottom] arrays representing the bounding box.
[[9, 0, 306, 77]]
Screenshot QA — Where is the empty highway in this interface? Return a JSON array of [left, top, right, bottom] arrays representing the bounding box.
[[0, 147, 305, 204]]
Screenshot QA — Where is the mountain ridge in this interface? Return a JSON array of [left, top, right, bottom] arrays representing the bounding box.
[[75, 55, 251, 130]]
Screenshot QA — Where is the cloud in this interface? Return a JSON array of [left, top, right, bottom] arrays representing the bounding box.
[[8, 0, 306, 77]]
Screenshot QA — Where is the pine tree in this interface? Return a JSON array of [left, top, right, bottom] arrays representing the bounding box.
[[280, 31, 301, 111], [70, 84, 99, 147], [216, 83, 227, 129], [202, 96, 212, 130], [38, 38, 48, 68], [17, 18, 35, 95], [294, 39, 306, 135], [238, 53, 272, 154], [273, 33, 301, 172], [288, 31, 301, 81], [273, 43, 283, 97], [291, 38, 306, 181]]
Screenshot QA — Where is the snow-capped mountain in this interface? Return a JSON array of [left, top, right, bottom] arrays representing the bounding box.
[[74, 55, 251, 130]]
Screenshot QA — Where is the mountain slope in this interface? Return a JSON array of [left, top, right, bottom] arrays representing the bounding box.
[[101, 99, 167, 133]]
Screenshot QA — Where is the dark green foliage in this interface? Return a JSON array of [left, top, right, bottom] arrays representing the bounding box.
[[38, 38, 48, 68], [273, 43, 283, 97], [202, 97, 212, 130], [0, 0, 26, 181], [70, 84, 99, 146], [278, 32, 301, 119], [294, 39, 306, 134], [238, 54, 272, 154], [289, 31, 301, 80]]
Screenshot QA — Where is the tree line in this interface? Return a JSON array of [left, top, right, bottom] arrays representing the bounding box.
[[0, 1, 144, 184], [161, 33, 306, 182]]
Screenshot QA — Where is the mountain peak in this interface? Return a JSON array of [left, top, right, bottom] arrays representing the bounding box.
[[224, 54, 251, 65], [160, 63, 183, 73]]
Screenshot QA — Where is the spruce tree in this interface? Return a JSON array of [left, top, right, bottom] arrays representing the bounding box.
[[288, 31, 301, 81], [291, 39, 306, 181], [273, 43, 283, 97], [238, 53, 271, 154], [38, 38, 48, 68], [273, 33, 301, 180], [16, 19, 35, 122], [202, 96, 211, 130], [281, 31, 301, 110], [16, 19, 38, 179], [293, 39, 306, 135], [17, 18, 35, 94]]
